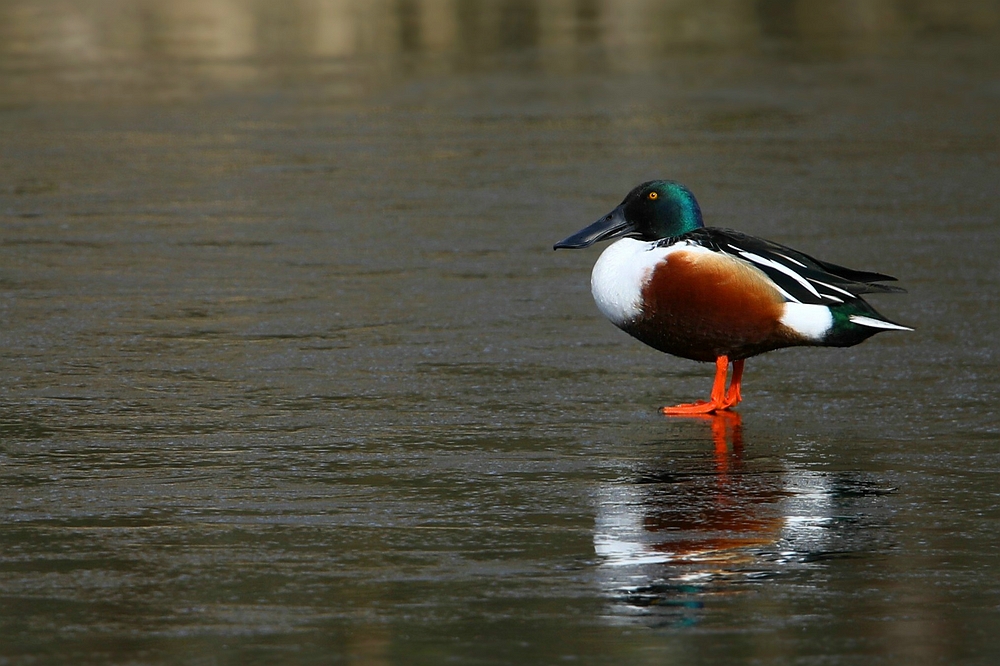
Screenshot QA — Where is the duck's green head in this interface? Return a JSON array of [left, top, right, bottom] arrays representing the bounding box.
[[553, 180, 704, 250]]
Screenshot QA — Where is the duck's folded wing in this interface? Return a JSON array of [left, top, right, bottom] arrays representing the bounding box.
[[672, 228, 906, 305]]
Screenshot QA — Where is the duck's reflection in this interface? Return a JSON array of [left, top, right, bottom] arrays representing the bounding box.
[[594, 412, 837, 625]]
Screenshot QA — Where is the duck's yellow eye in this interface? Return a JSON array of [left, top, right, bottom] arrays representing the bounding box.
[[648, 192, 658, 200]]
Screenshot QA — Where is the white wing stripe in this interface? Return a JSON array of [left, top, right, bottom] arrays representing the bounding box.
[[771, 284, 802, 303], [808, 278, 855, 298], [737, 250, 823, 299], [772, 251, 807, 267]]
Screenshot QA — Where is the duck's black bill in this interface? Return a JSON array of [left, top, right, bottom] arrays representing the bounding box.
[[553, 204, 631, 250]]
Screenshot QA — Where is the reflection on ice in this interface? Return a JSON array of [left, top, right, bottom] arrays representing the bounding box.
[[593, 412, 850, 625]]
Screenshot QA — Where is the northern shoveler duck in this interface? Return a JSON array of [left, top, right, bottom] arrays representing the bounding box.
[[554, 180, 911, 416]]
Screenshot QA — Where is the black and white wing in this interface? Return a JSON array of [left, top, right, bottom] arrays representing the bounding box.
[[671, 228, 906, 306]]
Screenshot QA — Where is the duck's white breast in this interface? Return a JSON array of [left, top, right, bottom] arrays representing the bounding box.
[[590, 238, 677, 326]]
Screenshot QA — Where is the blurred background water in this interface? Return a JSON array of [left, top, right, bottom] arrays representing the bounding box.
[[1, 1, 999, 664]]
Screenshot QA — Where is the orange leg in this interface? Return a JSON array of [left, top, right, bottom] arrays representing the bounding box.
[[661, 356, 745, 416], [722, 359, 744, 409]]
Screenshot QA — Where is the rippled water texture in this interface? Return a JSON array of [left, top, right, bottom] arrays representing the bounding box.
[[2, 1, 999, 664]]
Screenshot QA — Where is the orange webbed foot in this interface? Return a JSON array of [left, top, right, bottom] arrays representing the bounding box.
[[661, 357, 745, 417], [661, 400, 728, 416]]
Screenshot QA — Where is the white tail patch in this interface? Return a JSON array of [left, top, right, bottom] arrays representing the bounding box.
[[849, 315, 913, 331], [780, 303, 833, 341]]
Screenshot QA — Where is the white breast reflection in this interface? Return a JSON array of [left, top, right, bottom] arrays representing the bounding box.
[[593, 412, 836, 624]]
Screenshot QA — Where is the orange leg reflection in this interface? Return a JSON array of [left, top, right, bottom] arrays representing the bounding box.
[[640, 410, 782, 557], [708, 410, 743, 474]]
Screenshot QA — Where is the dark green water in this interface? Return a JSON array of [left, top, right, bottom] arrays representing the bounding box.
[[1, 1, 999, 664]]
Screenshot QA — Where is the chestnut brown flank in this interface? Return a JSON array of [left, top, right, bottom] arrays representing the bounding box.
[[626, 250, 799, 362]]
